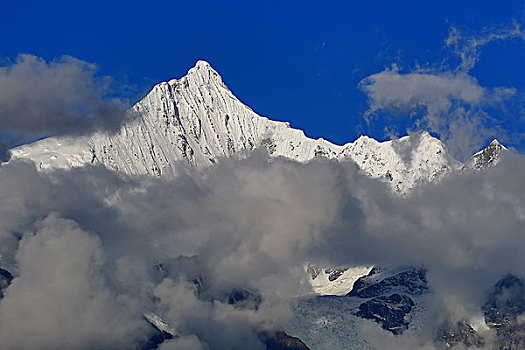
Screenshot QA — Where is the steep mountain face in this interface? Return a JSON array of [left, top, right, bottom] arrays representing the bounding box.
[[11, 61, 460, 194], [356, 293, 415, 335], [464, 139, 507, 171], [347, 267, 428, 299]]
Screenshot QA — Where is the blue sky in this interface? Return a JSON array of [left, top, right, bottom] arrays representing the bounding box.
[[1, 0, 524, 158]]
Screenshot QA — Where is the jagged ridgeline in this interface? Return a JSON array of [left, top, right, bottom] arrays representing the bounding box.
[[12, 60, 505, 195]]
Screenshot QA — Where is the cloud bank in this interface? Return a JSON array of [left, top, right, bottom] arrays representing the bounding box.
[[0, 149, 524, 348]]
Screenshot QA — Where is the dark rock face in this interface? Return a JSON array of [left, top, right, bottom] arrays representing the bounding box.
[[356, 294, 414, 335], [493, 325, 525, 350], [348, 267, 428, 298], [325, 267, 348, 282], [482, 274, 525, 350], [258, 330, 311, 350], [307, 265, 348, 282], [435, 321, 484, 348], [348, 267, 428, 335], [0, 268, 13, 298]]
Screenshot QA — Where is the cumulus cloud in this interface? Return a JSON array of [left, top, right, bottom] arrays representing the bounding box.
[[0, 149, 524, 349], [359, 19, 525, 159], [0, 214, 148, 349], [0, 54, 133, 142], [360, 67, 486, 111], [359, 66, 516, 159]]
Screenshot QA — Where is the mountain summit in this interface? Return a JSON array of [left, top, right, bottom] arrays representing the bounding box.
[[13, 61, 463, 193], [464, 139, 507, 171]]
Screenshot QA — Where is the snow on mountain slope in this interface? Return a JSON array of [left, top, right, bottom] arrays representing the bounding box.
[[11, 60, 459, 194], [287, 267, 430, 349], [307, 265, 373, 296], [143, 312, 175, 336], [463, 139, 507, 171], [11, 136, 93, 170], [341, 132, 460, 193]]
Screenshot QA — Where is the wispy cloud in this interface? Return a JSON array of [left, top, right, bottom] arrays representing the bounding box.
[[446, 21, 525, 72]]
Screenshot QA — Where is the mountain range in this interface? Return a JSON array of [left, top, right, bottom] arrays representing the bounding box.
[[8, 61, 512, 349], [12, 60, 505, 196]]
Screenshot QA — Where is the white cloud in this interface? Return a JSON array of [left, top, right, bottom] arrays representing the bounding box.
[[0, 54, 133, 141], [0, 214, 146, 349], [359, 66, 516, 159], [361, 67, 486, 114], [358, 18, 525, 159], [0, 150, 525, 348]]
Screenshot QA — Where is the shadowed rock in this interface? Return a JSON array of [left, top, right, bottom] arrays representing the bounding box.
[[348, 267, 428, 298], [355, 293, 414, 335], [325, 267, 349, 282]]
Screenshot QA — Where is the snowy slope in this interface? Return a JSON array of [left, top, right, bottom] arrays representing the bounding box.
[[11, 60, 459, 194], [287, 267, 430, 349], [307, 265, 373, 296], [463, 139, 507, 171]]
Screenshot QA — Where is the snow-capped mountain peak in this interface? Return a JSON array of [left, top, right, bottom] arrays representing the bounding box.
[[464, 139, 507, 171], [175, 60, 227, 88], [12, 61, 460, 193]]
